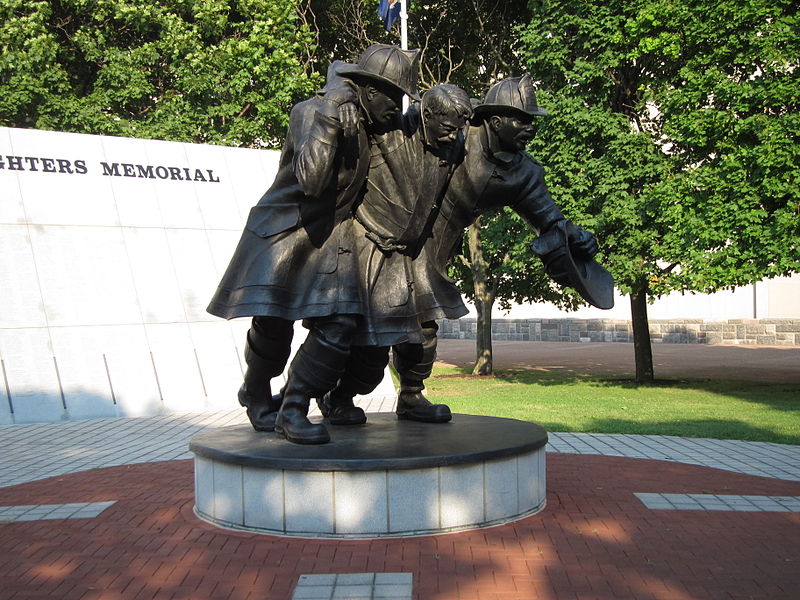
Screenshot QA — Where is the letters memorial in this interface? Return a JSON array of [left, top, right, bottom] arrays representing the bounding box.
[[0, 154, 220, 182]]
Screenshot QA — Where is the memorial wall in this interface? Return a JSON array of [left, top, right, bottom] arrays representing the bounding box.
[[2, 127, 795, 424], [0, 127, 392, 424]]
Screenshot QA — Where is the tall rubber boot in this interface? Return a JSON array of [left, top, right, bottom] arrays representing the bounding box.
[[238, 317, 293, 432], [317, 345, 389, 425], [275, 328, 352, 444], [392, 321, 451, 423]]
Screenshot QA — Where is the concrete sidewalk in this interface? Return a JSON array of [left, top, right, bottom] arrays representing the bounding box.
[[1, 411, 799, 489]]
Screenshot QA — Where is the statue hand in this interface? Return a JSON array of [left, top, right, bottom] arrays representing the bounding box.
[[337, 102, 359, 137], [322, 85, 360, 137], [324, 84, 358, 107], [566, 223, 599, 258]]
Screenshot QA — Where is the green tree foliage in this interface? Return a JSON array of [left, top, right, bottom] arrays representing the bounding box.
[[455, 209, 585, 314], [305, 0, 529, 95], [519, 0, 800, 380], [0, 0, 320, 147]]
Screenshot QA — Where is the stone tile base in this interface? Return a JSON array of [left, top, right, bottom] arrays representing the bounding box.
[[193, 448, 546, 538]]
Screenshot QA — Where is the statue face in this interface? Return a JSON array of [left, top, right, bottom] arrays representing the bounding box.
[[490, 114, 537, 152], [363, 84, 404, 128], [423, 109, 466, 150]]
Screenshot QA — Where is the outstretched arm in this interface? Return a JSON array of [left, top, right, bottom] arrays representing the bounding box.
[[511, 162, 598, 258], [511, 163, 567, 236]]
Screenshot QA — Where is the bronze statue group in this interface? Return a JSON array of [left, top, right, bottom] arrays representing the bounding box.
[[207, 44, 611, 445]]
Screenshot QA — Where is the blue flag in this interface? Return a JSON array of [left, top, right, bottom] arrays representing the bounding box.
[[377, 0, 402, 31]]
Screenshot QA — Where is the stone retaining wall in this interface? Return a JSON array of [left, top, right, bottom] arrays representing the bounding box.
[[438, 318, 800, 345]]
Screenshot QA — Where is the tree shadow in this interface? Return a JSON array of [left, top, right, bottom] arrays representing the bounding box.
[[0, 389, 169, 425], [430, 367, 800, 444], [434, 366, 800, 411]]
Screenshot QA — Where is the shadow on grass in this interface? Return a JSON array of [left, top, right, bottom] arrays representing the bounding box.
[[431, 366, 800, 444], [433, 366, 800, 412]]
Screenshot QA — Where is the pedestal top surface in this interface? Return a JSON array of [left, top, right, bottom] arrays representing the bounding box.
[[189, 413, 548, 471]]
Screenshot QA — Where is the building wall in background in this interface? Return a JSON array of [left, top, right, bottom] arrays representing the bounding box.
[[1, 127, 796, 423], [0, 127, 394, 425], [439, 317, 800, 345], [477, 275, 798, 322]]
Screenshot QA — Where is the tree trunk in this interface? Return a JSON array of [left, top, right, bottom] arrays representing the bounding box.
[[468, 220, 495, 375], [629, 281, 654, 383], [474, 295, 495, 375]]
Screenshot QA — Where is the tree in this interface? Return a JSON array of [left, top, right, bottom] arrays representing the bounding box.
[[304, 0, 529, 96], [0, 0, 320, 147], [520, 0, 800, 381], [449, 209, 584, 375]]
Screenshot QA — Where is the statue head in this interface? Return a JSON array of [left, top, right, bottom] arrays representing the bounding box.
[[420, 83, 473, 150], [337, 44, 421, 130], [473, 74, 548, 153]]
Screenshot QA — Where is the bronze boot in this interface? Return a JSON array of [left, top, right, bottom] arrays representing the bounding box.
[[275, 333, 353, 444], [319, 387, 367, 425], [395, 385, 452, 423], [238, 317, 293, 432], [392, 323, 450, 422]]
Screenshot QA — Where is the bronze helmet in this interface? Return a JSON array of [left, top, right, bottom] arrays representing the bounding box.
[[337, 44, 421, 100], [473, 74, 548, 119]]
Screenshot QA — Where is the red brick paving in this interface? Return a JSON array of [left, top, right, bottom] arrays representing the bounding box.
[[1, 456, 798, 600]]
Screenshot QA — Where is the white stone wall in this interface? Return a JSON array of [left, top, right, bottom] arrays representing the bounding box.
[[0, 127, 393, 424]]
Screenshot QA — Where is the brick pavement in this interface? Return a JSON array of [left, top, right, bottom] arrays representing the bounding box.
[[1, 340, 798, 598], [1, 454, 798, 600]]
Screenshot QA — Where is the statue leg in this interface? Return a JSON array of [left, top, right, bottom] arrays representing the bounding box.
[[275, 314, 357, 444], [317, 345, 389, 425], [392, 321, 452, 423], [239, 316, 293, 432]]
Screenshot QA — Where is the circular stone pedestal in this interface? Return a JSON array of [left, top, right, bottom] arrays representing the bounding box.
[[189, 413, 547, 538]]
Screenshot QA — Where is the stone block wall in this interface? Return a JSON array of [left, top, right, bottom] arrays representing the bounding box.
[[438, 318, 800, 346]]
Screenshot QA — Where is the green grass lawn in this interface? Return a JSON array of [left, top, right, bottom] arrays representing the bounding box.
[[423, 366, 800, 445]]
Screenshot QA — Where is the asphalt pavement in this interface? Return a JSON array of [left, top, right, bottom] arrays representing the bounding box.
[[435, 339, 800, 383]]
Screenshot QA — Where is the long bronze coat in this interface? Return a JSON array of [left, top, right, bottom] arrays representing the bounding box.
[[207, 95, 370, 321], [349, 108, 463, 346]]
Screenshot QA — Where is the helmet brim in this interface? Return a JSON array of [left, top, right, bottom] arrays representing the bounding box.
[[335, 65, 421, 101]]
